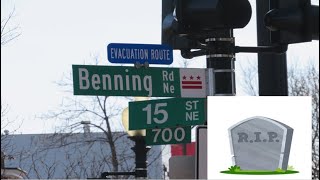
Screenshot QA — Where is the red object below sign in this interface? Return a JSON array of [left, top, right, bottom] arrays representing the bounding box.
[[171, 142, 195, 156]]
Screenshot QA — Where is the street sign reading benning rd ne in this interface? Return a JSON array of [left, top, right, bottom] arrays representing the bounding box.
[[72, 65, 207, 98], [107, 43, 173, 65]]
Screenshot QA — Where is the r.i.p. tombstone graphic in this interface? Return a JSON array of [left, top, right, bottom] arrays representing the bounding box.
[[228, 116, 294, 171]]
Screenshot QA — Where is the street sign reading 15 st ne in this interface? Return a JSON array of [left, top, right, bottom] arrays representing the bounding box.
[[72, 65, 207, 98], [107, 43, 173, 65], [129, 98, 206, 130]]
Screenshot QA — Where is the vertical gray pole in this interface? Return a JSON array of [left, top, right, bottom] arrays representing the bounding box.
[[197, 29, 235, 179], [256, 0, 288, 96]]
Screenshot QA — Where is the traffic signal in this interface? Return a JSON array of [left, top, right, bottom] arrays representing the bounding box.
[[264, 0, 319, 44], [162, 0, 252, 49], [175, 0, 252, 33], [162, 0, 189, 49]]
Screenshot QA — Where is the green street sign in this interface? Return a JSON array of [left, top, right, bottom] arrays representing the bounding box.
[[129, 98, 206, 130], [72, 65, 207, 97], [146, 126, 191, 145]]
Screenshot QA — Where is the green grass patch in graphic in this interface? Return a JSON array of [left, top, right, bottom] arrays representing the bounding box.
[[221, 166, 299, 175]]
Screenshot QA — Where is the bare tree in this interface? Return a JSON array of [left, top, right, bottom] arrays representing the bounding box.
[[238, 61, 319, 179], [37, 55, 165, 178], [42, 92, 125, 175], [237, 60, 259, 96], [2, 129, 163, 179], [288, 63, 319, 180], [1, 101, 23, 158], [1, 6, 21, 46], [2, 132, 124, 178], [1, 0, 22, 162], [1, 102, 11, 137], [37, 54, 122, 174], [1, 1, 21, 152]]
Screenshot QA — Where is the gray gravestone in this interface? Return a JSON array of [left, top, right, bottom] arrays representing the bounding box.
[[228, 116, 293, 171]]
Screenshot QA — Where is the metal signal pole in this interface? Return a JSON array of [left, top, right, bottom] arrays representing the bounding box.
[[256, 0, 288, 96]]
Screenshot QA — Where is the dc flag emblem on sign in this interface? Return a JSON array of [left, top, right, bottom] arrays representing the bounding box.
[[182, 75, 203, 89], [179, 69, 206, 97]]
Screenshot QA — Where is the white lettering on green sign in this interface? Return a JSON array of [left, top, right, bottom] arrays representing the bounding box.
[[129, 98, 206, 130], [152, 127, 186, 143], [143, 103, 168, 125], [186, 100, 200, 121], [78, 68, 153, 96], [162, 70, 175, 94]]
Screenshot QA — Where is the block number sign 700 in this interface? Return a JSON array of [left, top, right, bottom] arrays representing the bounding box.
[[142, 103, 168, 125], [152, 127, 186, 143]]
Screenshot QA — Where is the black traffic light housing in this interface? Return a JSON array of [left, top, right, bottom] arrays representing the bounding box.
[[264, 0, 319, 44], [175, 0, 252, 33], [162, 0, 252, 50], [162, 0, 319, 57]]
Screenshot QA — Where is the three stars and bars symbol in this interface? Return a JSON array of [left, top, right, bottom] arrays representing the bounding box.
[[181, 75, 203, 89]]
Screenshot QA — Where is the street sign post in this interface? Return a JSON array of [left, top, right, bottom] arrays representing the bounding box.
[[72, 65, 207, 97], [169, 156, 195, 179], [107, 43, 173, 65], [146, 126, 191, 145], [196, 125, 207, 179], [129, 98, 206, 130]]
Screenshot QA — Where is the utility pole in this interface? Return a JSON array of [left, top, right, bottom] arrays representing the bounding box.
[[256, 0, 288, 96]]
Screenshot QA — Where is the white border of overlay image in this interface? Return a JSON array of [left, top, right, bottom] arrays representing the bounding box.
[[207, 96, 312, 180]]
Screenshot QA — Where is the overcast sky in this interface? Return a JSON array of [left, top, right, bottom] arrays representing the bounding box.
[[1, 0, 319, 134]]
